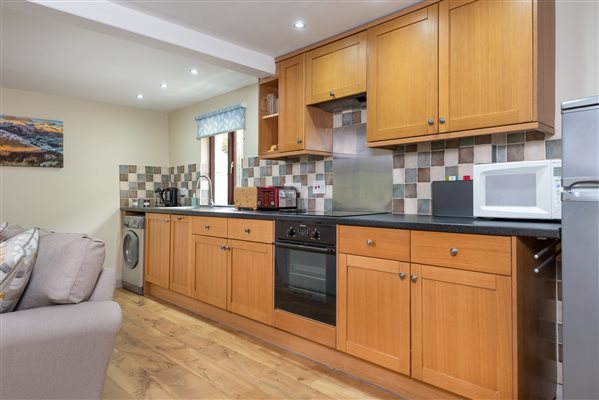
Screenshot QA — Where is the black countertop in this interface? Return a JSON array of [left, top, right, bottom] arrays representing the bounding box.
[[120, 206, 561, 238]]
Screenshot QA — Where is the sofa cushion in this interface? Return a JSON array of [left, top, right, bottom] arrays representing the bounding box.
[[16, 231, 105, 311], [0, 229, 40, 313], [0, 224, 24, 242]]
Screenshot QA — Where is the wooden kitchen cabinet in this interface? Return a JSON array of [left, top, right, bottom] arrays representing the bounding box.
[[305, 32, 367, 105], [279, 54, 307, 152], [337, 254, 411, 375], [228, 239, 274, 325], [438, 0, 533, 133], [192, 235, 228, 309], [410, 264, 512, 399], [366, 0, 555, 146], [144, 213, 171, 289], [367, 4, 439, 142], [263, 54, 332, 158], [169, 215, 192, 296]]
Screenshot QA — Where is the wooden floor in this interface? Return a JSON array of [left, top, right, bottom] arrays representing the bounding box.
[[104, 289, 398, 400]]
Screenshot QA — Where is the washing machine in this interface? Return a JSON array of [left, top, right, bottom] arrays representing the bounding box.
[[122, 216, 145, 295]]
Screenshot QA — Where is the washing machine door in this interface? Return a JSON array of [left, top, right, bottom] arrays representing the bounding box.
[[123, 231, 139, 269]]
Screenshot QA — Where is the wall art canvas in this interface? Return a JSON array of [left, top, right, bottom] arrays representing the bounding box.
[[0, 115, 64, 167]]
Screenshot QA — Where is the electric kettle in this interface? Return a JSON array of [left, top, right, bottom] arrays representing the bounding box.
[[156, 187, 179, 207]]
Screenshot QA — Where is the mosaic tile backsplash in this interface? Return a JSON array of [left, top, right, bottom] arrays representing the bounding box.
[[119, 163, 210, 207], [240, 155, 334, 212], [390, 132, 562, 215], [120, 107, 562, 215]]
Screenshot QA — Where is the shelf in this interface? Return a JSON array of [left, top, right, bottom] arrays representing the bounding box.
[[262, 113, 279, 120]]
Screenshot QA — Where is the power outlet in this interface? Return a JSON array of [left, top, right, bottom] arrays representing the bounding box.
[[313, 180, 325, 195]]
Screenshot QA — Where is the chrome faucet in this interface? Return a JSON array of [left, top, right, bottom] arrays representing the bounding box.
[[194, 175, 214, 207]]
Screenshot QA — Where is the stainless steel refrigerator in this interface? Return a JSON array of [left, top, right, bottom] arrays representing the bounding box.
[[561, 95, 599, 399]]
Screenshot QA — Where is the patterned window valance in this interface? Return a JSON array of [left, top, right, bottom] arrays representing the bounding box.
[[194, 104, 246, 139]]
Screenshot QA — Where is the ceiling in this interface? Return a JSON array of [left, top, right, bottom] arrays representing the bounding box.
[[0, 6, 257, 111], [1, 0, 420, 111], [116, 0, 419, 57]]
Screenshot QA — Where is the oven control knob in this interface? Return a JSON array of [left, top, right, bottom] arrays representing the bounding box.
[[311, 230, 321, 240], [287, 227, 296, 237]]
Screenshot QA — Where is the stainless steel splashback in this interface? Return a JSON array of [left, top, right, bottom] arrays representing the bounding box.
[[332, 123, 392, 211]]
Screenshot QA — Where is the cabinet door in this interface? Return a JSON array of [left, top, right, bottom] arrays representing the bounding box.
[[367, 5, 438, 142], [438, 0, 533, 132], [278, 54, 306, 152], [228, 239, 273, 325], [145, 213, 171, 289], [337, 254, 411, 375], [192, 235, 228, 309], [411, 264, 512, 399], [305, 32, 367, 105], [169, 215, 192, 296]]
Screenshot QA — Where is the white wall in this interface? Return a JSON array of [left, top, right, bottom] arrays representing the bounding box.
[[555, 0, 599, 135], [168, 83, 258, 165], [0, 87, 170, 277]]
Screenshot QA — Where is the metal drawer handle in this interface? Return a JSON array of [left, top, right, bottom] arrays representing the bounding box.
[[439, 117, 446, 124], [296, 138, 303, 144], [221, 245, 230, 251], [399, 272, 406, 280], [244, 227, 251, 234], [329, 89, 335, 97], [366, 239, 373, 246], [204, 224, 211, 229], [450, 247, 458, 256], [427, 119, 434, 126], [177, 216, 183, 221], [411, 274, 418, 283]]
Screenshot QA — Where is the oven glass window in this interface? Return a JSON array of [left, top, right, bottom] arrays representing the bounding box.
[[275, 246, 336, 326]]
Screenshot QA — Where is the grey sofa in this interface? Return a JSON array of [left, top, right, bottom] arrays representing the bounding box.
[[0, 268, 122, 400]]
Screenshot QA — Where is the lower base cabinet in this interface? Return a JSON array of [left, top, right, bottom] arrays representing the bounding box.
[[169, 216, 192, 296], [192, 235, 228, 309], [410, 264, 513, 399], [228, 239, 274, 325], [337, 254, 411, 375]]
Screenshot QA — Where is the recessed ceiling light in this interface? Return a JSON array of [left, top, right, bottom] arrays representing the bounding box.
[[136, 94, 144, 99], [190, 68, 199, 75], [160, 83, 168, 89], [294, 21, 305, 29]]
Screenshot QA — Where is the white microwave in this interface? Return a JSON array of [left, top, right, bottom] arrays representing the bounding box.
[[473, 160, 562, 220]]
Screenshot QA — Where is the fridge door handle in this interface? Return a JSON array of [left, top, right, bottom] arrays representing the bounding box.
[[562, 178, 599, 188], [562, 188, 599, 202]]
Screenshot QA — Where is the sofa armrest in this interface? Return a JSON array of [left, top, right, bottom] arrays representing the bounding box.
[[89, 268, 116, 302], [0, 301, 121, 400]]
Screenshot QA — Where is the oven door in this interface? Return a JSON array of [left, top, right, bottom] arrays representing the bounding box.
[[274, 241, 336, 326]]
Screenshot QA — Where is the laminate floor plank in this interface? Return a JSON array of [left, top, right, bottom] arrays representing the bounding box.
[[105, 289, 396, 400]]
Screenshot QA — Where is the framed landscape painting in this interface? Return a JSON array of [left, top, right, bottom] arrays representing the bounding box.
[[0, 115, 64, 167]]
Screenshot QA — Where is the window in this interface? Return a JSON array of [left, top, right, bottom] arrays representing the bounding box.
[[201, 130, 243, 206]]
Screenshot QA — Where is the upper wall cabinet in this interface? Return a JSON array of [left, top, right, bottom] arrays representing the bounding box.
[[367, 5, 439, 142], [263, 0, 554, 152], [438, 0, 533, 133], [305, 32, 367, 105], [366, 0, 555, 146], [259, 54, 333, 159], [279, 54, 307, 152]]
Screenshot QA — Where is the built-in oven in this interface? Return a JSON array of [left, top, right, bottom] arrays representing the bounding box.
[[274, 221, 336, 328]]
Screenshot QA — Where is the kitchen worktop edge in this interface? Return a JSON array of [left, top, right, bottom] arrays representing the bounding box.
[[120, 207, 561, 238]]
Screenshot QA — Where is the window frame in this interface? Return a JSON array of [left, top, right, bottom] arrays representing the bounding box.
[[208, 131, 236, 205]]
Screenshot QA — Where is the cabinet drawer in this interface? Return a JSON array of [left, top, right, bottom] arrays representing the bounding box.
[[338, 226, 410, 261], [191, 216, 228, 238], [228, 219, 273, 243], [411, 231, 512, 275]]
